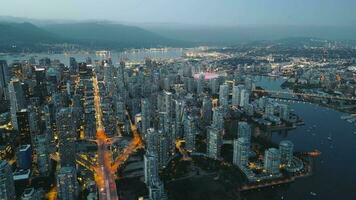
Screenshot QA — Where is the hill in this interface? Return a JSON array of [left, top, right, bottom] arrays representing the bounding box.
[[0, 22, 59, 45], [0, 22, 187, 52], [42, 23, 182, 48]]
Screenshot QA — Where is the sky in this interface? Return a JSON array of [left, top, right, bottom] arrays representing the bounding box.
[[1, 0, 356, 26]]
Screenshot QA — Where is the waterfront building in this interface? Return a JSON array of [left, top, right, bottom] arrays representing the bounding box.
[[279, 104, 290, 121], [279, 140, 294, 167], [264, 148, 281, 175]]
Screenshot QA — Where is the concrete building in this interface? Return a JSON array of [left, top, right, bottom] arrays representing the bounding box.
[[279, 140, 294, 167], [56, 167, 79, 200], [0, 160, 15, 200], [264, 148, 281, 175], [233, 137, 250, 167]]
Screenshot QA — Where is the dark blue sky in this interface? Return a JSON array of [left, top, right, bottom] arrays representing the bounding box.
[[1, 0, 355, 26]]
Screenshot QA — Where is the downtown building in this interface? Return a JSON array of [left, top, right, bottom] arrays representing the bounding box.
[[233, 137, 250, 167], [207, 127, 222, 160], [0, 160, 15, 200], [56, 166, 79, 200], [264, 148, 281, 175]]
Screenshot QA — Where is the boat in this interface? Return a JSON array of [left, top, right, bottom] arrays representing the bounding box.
[[310, 192, 317, 196], [341, 115, 353, 120], [327, 134, 332, 141]]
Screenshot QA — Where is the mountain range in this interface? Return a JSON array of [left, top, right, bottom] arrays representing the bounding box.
[[1, 16, 356, 52], [0, 20, 186, 52]]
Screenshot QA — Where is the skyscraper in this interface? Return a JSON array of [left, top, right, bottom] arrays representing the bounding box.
[[34, 134, 51, 176], [184, 115, 196, 152], [0, 160, 15, 200], [239, 89, 250, 108], [141, 98, 151, 137], [207, 127, 222, 159], [196, 73, 205, 94], [56, 108, 79, 167], [219, 84, 229, 109], [233, 137, 250, 167], [201, 96, 212, 125], [0, 60, 9, 90], [212, 107, 224, 131], [279, 140, 294, 167], [56, 166, 79, 200], [8, 79, 26, 130], [16, 144, 32, 170], [264, 148, 281, 175], [144, 152, 159, 186], [232, 85, 244, 107]]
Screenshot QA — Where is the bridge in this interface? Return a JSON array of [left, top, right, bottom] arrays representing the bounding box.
[[252, 89, 356, 101]]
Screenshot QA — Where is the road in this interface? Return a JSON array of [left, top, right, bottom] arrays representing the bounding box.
[[92, 75, 119, 200]]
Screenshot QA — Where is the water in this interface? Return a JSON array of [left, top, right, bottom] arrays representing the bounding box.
[[0, 48, 183, 66], [248, 76, 356, 200]]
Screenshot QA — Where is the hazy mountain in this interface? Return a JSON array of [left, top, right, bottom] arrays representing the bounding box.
[[0, 20, 188, 52], [0, 22, 59, 44], [42, 22, 184, 48], [144, 25, 356, 45]]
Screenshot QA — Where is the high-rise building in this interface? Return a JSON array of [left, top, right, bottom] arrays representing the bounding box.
[[21, 187, 44, 200], [149, 180, 167, 200], [141, 98, 151, 137], [184, 115, 196, 152], [237, 122, 251, 141], [219, 84, 229, 109], [265, 103, 275, 117], [279, 140, 294, 167], [16, 109, 31, 144], [8, 79, 26, 130], [146, 128, 159, 154], [233, 137, 250, 167], [0, 160, 16, 200], [196, 73, 205, 94], [56, 166, 79, 200], [34, 134, 51, 176], [0, 60, 9, 90], [212, 107, 224, 131], [239, 89, 250, 108], [264, 148, 281, 175], [201, 96, 212, 124], [144, 152, 159, 186], [207, 127, 222, 159], [232, 85, 244, 107], [279, 104, 290, 121], [56, 108, 79, 167], [16, 144, 32, 170]]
